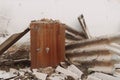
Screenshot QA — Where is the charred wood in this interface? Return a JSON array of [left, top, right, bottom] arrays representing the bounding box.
[[65, 25, 86, 39], [66, 51, 113, 65], [66, 50, 110, 58], [66, 33, 120, 50], [0, 28, 30, 55], [79, 61, 114, 74], [65, 31, 83, 41], [0, 59, 30, 66]]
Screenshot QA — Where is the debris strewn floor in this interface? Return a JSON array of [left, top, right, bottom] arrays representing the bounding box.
[[0, 18, 120, 80], [0, 63, 120, 80]]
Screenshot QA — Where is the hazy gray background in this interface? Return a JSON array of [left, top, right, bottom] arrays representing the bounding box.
[[0, 0, 120, 43]]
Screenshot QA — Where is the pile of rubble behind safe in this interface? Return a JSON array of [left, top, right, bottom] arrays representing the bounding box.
[[0, 15, 120, 80]]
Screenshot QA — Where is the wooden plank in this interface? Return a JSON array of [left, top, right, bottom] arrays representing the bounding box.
[[66, 33, 120, 50], [0, 28, 30, 55], [65, 25, 86, 39], [65, 31, 83, 41], [78, 14, 91, 39]]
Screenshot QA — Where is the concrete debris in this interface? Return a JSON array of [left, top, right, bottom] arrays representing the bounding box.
[[19, 67, 31, 73], [0, 65, 82, 80], [0, 65, 119, 80], [67, 64, 83, 78], [60, 62, 70, 68], [33, 70, 47, 80], [87, 75, 101, 80], [48, 73, 67, 80], [38, 67, 55, 75], [113, 69, 120, 78], [0, 70, 17, 79], [114, 63, 120, 68], [91, 72, 119, 80], [10, 68, 19, 75], [55, 66, 79, 80]]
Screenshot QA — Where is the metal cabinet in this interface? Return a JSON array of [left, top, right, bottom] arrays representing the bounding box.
[[30, 21, 65, 68]]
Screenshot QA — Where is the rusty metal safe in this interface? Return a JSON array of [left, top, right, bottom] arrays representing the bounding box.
[[30, 21, 65, 68]]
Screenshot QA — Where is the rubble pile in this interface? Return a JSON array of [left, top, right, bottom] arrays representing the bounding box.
[[0, 63, 120, 80], [0, 65, 77, 80], [0, 16, 120, 80]]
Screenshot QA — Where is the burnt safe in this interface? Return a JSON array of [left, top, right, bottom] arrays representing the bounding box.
[[30, 20, 65, 68]]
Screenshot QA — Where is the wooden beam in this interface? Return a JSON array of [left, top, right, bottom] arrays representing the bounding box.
[[65, 25, 86, 38], [66, 33, 120, 50], [0, 28, 30, 55], [78, 14, 91, 39]]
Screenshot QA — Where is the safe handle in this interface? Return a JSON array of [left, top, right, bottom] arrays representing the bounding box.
[[46, 47, 50, 53]]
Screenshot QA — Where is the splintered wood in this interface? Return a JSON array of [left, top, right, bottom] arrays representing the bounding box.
[[65, 15, 120, 79], [65, 25, 120, 79], [78, 14, 91, 39], [0, 28, 30, 55]]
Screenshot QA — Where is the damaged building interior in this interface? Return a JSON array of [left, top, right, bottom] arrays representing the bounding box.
[[0, 0, 120, 80]]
